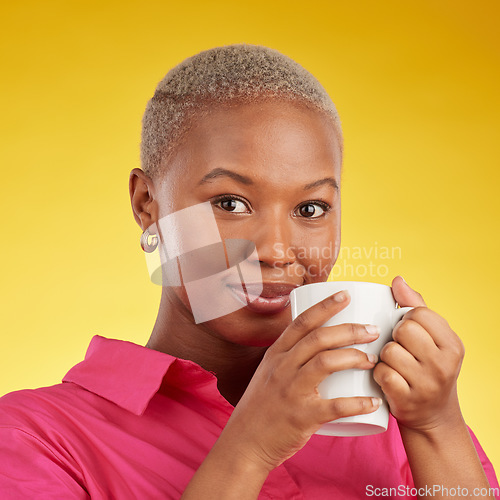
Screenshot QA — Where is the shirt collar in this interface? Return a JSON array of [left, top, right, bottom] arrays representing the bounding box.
[[62, 335, 219, 416]]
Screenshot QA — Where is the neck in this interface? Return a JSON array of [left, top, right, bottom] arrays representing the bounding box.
[[146, 287, 267, 406]]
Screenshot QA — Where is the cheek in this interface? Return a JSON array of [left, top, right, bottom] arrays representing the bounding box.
[[164, 279, 236, 324], [296, 225, 340, 282]]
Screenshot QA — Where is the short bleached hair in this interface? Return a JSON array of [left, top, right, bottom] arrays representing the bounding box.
[[140, 43, 343, 179]]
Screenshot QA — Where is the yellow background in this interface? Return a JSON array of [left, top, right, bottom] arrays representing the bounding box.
[[1, 0, 499, 472]]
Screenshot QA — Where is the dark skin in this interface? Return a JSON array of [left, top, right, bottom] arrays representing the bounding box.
[[130, 99, 342, 405], [129, 99, 493, 498]]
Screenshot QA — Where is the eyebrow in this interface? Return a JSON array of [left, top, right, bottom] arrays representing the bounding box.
[[198, 167, 339, 191]]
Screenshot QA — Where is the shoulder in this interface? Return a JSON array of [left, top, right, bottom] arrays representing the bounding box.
[[0, 382, 96, 432], [0, 386, 91, 498], [0, 383, 105, 471]]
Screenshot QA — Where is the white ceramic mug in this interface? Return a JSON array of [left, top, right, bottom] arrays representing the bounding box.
[[290, 281, 413, 437]]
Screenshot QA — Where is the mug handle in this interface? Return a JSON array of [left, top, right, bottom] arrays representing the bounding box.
[[391, 306, 413, 327]]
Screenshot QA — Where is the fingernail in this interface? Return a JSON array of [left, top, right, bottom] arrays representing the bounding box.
[[367, 353, 378, 364], [334, 290, 349, 302], [365, 324, 380, 335], [400, 276, 407, 284], [371, 397, 383, 407]]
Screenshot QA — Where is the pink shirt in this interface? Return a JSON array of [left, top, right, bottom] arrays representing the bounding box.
[[0, 335, 498, 499]]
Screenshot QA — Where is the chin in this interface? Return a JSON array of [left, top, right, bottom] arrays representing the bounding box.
[[203, 304, 292, 347]]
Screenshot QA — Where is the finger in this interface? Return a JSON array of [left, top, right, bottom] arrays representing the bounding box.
[[391, 275, 427, 307], [379, 341, 420, 383], [392, 318, 438, 361], [373, 362, 410, 401], [394, 320, 464, 384], [396, 307, 453, 349], [274, 289, 351, 352], [288, 322, 380, 367], [299, 347, 377, 390], [317, 396, 382, 424]]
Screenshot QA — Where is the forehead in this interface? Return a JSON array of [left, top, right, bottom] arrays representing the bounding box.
[[163, 99, 342, 186]]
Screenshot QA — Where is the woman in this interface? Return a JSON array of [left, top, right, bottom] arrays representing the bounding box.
[[0, 43, 498, 499]]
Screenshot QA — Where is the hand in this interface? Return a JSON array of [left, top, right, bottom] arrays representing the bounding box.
[[220, 289, 382, 473], [373, 276, 465, 432]]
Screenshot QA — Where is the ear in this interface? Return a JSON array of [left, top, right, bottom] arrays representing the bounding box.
[[129, 168, 159, 230]]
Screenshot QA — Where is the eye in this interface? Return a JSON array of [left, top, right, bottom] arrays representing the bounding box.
[[211, 195, 330, 218], [212, 195, 250, 213], [295, 201, 330, 219]]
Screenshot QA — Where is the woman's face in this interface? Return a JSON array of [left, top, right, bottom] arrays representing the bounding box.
[[154, 99, 342, 346]]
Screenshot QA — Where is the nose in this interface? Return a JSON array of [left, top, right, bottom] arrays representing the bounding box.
[[251, 213, 296, 269]]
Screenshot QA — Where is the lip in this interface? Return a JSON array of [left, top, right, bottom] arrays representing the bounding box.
[[226, 281, 300, 315]]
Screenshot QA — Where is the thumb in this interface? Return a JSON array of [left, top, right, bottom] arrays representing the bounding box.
[[391, 276, 427, 307]]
